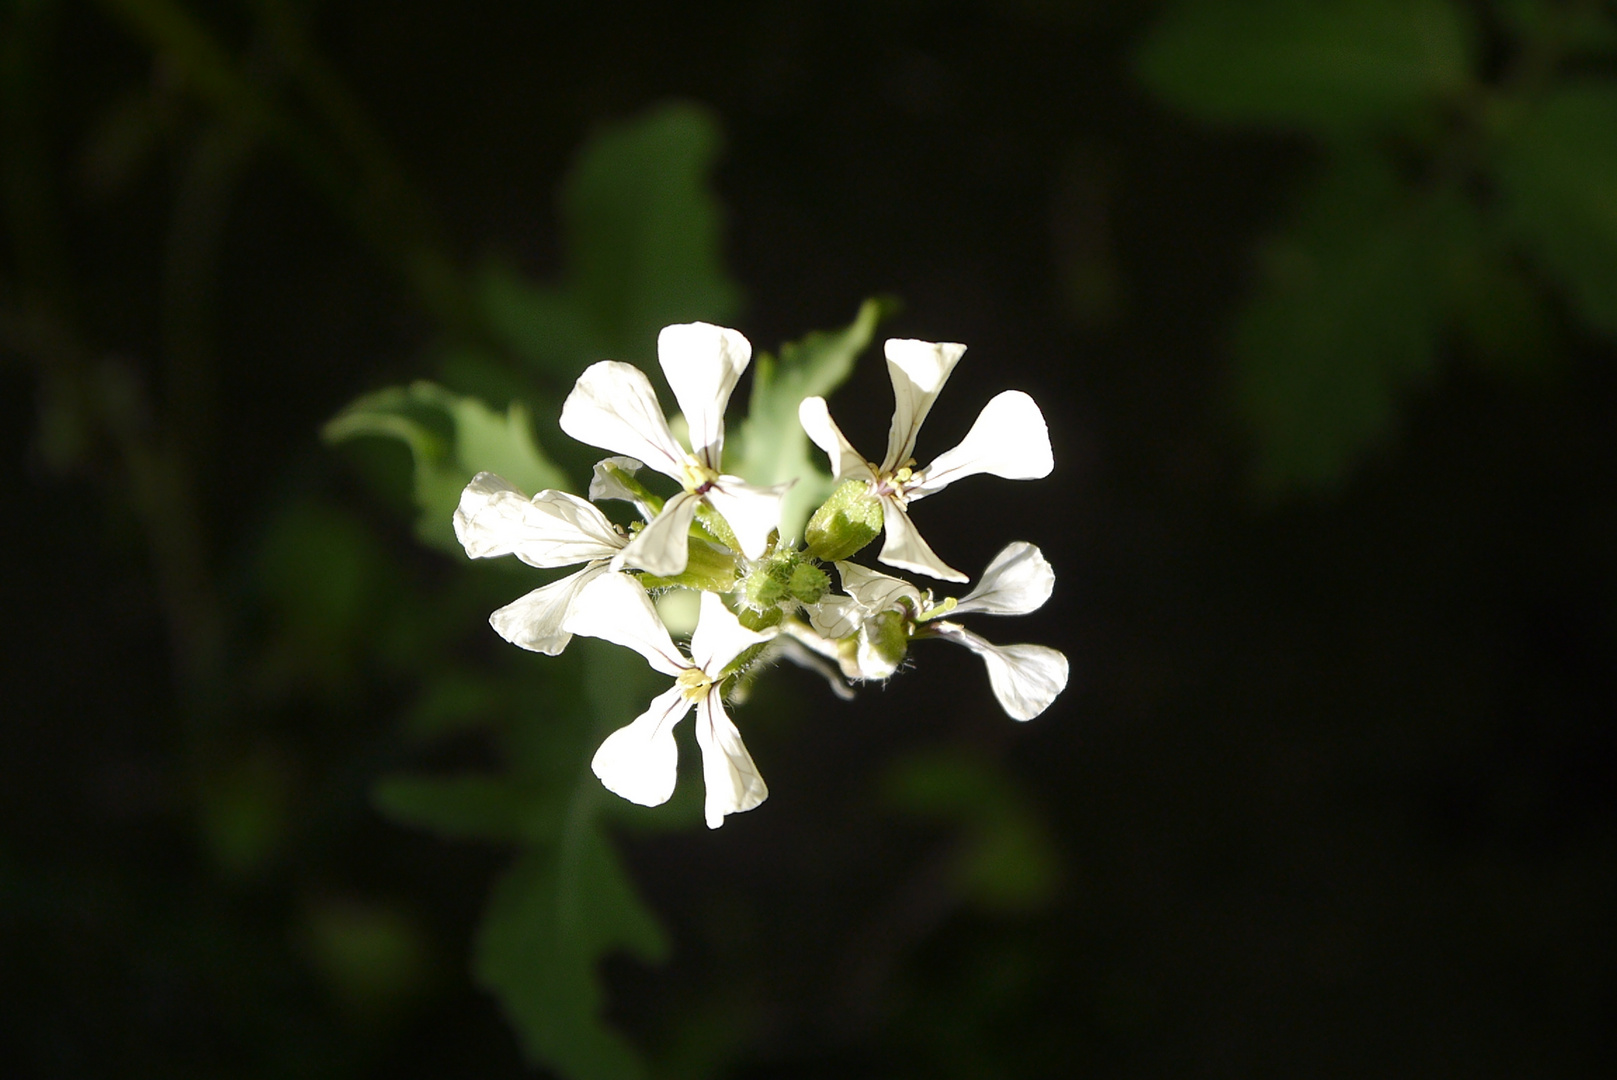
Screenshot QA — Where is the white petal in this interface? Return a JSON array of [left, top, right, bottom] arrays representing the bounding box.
[[690, 589, 771, 676], [952, 541, 1055, 617], [659, 322, 751, 471], [562, 571, 686, 676], [591, 684, 691, 807], [559, 361, 689, 481], [694, 692, 767, 828], [807, 593, 864, 640], [797, 397, 872, 481], [767, 636, 856, 700], [489, 562, 610, 655], [612, 489, 702, 577], [909, 390, 1053, 498], [881, 338, 966, 473], [936, 623, 1068, 721], [877, 499, 967, 582], [588, 455, 655, 518], [835, 560, 925, 615], [454, 475, 625, 567], [704, 477, 789, 560]]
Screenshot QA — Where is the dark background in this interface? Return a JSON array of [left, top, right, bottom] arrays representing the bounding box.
[[3, 1, 1614, 1077]]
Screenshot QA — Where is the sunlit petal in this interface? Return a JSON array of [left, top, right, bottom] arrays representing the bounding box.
[[562, 570, 686, 676], [934, 623, 1068, 721], [694, 693, 767, 828], [908, 390, 1052, 498], [690, 589, 771, 676], [881, 338, 966, 473], [591, 684, 691, 807], [612, 489, 702, 577], [704, 478, 789, 560], [951, 541, 1055, 617], [489, 562, 610, 655], [659, 322, 751, 471], [877, 499, 967, 582], [806, 593, 863, 640], [797, 397, 872, 481], [588, 455, 656, 519], [559, 361, 688, 480], [454, 474, 625, 567], [836, 560, 926, 615]]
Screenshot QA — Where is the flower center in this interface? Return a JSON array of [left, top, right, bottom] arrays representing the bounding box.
[[872, 461, 918, 503], [676, 667, 714, 702], [680, 459, 719, 495]]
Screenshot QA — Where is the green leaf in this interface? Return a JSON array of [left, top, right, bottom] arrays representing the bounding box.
[[883, 749, 1061, 914], [1137, 0, 1475, 132], [481, 101, 741, 375], [475, 800, 668, 1080], [324, 381, 565, 550], [1232, 154, 1443, 489], [730, 298, 895, 542], [1493, 83, 1617, 338], [373, 775, 544, 844]]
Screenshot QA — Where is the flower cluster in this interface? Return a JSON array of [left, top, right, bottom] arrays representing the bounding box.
[[455, 322, 1067, 828]]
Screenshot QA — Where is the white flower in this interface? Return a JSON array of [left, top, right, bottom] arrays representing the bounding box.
[[808, 542, 1068, 719], [560, 323, 790, 577], [798, 338, 1053, 582], [454, 472, 629, 655], [562, 571, 772, 828]]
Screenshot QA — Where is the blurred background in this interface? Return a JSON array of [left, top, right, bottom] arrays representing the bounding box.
[[3, 0, 1614, 1076]]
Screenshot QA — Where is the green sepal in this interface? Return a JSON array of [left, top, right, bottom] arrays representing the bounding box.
[[863, 609, 910, 673], [803, 480, 883, 562], [692, 500, 741, 553], [636, 540, 737, 592], [604, 464, 663, 515], [735, 606, 784, 633]]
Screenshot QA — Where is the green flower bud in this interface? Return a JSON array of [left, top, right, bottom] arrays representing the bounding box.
[[787, 562, 830, 605], [804, 479, 883, 562]]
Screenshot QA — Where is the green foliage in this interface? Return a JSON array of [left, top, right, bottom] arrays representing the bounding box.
[[1494, 84, 1617, 338], [323, 380, 564, 550], [884, 749, 1061, 914], [732, 298, 894, 541], [481, 102, 741, 375], [1136, 0, 1475, 132], [1232, 156, 1443, 488], [1139, 0, 1617, 491], [475, 817, 669, 1080]]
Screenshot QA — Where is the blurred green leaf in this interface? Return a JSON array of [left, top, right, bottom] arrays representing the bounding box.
[[1494, 83, 1617, 339], [1233, 155, 1443, 489], [475, 801, 669, 1080], [482, 101, 740, 375], [373, 775, 543, 844], [324, 380, 564, 550], [301, 898, 432, 1018], [884, 748, 1061, 914], [730, 298, 895, 542], [1496, 0, 1617, 58], [1137, 0, 1475, 132]]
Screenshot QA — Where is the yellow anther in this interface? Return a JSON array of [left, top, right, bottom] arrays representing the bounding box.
[[894, 466, 913, 483], [676, 667, 714, 701], [680, 459, 719, 493]]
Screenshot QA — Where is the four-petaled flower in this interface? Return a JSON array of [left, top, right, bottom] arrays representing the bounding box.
[[809, 541, 1069, 720], [560, 322, 789, 578], [563, 571, 772, 829], [453, 472, 630, 656], [797, 338, 1053, 582]]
